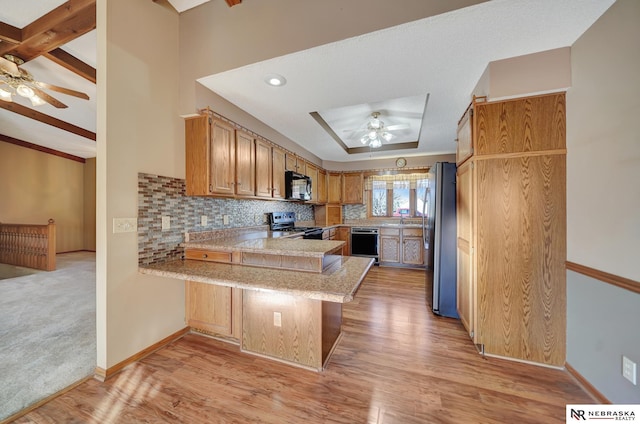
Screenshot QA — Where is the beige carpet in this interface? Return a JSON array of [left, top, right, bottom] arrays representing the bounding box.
[[0, 251, 96, 421]]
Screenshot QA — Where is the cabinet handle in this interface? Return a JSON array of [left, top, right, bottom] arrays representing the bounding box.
[[203, 253, 208, 259]]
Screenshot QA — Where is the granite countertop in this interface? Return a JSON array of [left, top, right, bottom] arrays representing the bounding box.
[[183, 236, 345, 258], [140, 256, 374, 303]]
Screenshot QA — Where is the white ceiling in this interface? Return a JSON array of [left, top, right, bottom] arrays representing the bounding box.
[[198, 0, 616, 162], [0, 0, 616, 162], [0, 1, 97, 158]]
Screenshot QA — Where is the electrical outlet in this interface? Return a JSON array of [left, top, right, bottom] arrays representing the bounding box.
[[273, 311, 282, 327], [623, 356, 637, 385], [223, 215, 230, 225], [201, 215, 207, 226], [113, 218, 137, 233], [161, 216, 171, 230]]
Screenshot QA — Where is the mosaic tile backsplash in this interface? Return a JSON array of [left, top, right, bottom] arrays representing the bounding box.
[[138, 173, 313, 265], [343, 204, 366, 221]]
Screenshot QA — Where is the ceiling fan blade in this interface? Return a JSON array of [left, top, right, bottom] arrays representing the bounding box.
[[0, 56, 21, 77], [35, 81, 90, 100], [385, 124, 410, 131], [31, 86, 68, 108]]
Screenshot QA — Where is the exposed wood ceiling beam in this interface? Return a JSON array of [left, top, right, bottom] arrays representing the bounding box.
[[43, 48, 96, 83], [0, 21, 22, 44], [0, 0, 96, 61], [0, 133, 86, 163], [0, 101, 96, 141], [226, 0, 242, 7]]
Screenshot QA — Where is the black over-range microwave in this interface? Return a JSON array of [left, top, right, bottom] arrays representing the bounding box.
[[285, 171, 312, 201]]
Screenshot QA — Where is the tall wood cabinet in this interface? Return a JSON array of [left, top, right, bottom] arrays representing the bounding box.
[[456, 93, 567, 366], [255, 139, 273, 198], [342, 172, 364, 204], [327, 172, 342, 204]]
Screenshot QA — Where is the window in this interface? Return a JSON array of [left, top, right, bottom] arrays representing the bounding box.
[[366, 173, 429, 218]]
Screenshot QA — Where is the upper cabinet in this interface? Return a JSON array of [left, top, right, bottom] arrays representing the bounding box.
[[285, 153, 306, 175], [316, 168, 327, 204], [235, 130, 256, 197], [456, 103, 473, 165], [185, 115, 236, 196], [255, 139, 273, 198], [327, 172, 342, 204], [342, 172, 364, 204], [305, 162, 319, 203], [271, 146, 286, 199]]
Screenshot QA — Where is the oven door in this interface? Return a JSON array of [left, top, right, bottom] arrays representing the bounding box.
[[350, 228, 379, 260]]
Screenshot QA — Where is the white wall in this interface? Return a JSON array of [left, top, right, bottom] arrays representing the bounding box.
[[97, 0, 185, 369], [566, 0, 640, 403]]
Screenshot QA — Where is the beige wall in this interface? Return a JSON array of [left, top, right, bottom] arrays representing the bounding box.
[[83, 157, 96, 251], [566, 0, 639, 281], [323, 154, 456, 172], [0, 142, 90, 253], [97, 0, 184, 369]]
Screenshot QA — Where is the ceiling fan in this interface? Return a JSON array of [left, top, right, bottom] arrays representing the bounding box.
[[0, 54, 90, 108], [345, 111, 409, 148]]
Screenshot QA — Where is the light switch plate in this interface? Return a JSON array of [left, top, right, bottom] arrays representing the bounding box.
[[623, 356, 637, 385], [223, 215, 230, 225], [113, 218, 137, 233], [161, 216, 171, 230], [273, 311, 282, 327]]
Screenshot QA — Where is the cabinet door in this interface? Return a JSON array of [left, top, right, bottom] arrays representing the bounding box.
[[285, 153, 297, 172], [305, 163, 318, 203], [456, 161, 475, 341], [342, 172, 364, 204], [456, 104, 473, 165], [255, 139, 273, 197], [186, 281, 233, 336], [185, 115, 210, 196], [235, 130, 255, 196], [272, 147, 285, 199], [210, 119, 236, 195], [335, 227, 350, 256], [380, 236, 400, 263], [317, 169, 327, 204], [327, 173, 342, 204], [402, 228, 424, 265]]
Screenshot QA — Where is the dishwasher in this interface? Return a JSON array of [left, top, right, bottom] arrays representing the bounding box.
[[350, 227, 379, 263]]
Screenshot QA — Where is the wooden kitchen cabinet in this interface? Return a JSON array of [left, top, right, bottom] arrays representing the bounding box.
[[314, 204, 342, 226], [335, 226, 350, 256], [285, 153, 305, 174], [235, 130, 255, 196], [185, 115, 236, 196], [272, 146, 286, 199], [456, 93, 567, 367], [342, 172, 364, 204], [401, 228, 423, 266], [255, 139, 272, 197], [327, 172, 342, 204], [186, 281, 233, 336], [456, 102, 473, 165], [317, 168, 328, 204], [380, 228, 400, 263]]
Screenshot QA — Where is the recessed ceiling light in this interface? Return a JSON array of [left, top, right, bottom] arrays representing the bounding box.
[[264, 74, 286, 87]]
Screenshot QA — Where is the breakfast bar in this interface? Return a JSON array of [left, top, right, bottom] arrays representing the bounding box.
[[140, 233, 373, 371]]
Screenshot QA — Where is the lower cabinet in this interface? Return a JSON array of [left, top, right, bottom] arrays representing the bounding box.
[[380, 227, 424, 267], [185, 281, 242, 340], [335, 226, 350, 256]]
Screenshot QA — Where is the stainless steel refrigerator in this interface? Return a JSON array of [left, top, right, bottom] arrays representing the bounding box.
[[423, 162, 458, 318]]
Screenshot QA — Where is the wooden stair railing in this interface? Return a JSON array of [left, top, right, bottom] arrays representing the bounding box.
[[0, 219, 56, 271]]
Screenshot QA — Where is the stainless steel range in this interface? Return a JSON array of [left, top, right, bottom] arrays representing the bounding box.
[[267, 212, 323, 239]]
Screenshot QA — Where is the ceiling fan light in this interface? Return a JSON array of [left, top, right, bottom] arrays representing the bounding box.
[[0, 87, 12, 102], [368, 131, 377, 140], [370, 138, 382, 148], [382, 132, 393, 141], [360, 135, 369, 145], [370, 118, 381, 129], [16, 84, 34, 98], [29, 95, 46, 106]]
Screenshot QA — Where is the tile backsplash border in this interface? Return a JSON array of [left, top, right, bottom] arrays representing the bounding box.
[[138, 173, 313, 265]]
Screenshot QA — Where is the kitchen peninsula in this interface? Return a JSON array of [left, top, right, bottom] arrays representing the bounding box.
[[140, 228, 373, 371]]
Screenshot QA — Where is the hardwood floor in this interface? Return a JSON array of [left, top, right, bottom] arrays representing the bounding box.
[[13, 266, 592, 423]]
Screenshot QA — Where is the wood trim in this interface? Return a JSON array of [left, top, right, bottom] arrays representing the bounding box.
[[226, 0, 242, 6], [0, 0, 96, 61], [473, 149, 567, 161], [44, 48, 96, 83], [0, 21, 22, 44], [565, 362, 610, 404], [0, 101, 96, 140], [566, 261, 640, 294], [93, 327, 190, 382], [1, 133, 86, 163], [0, 375, 93, 424]]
